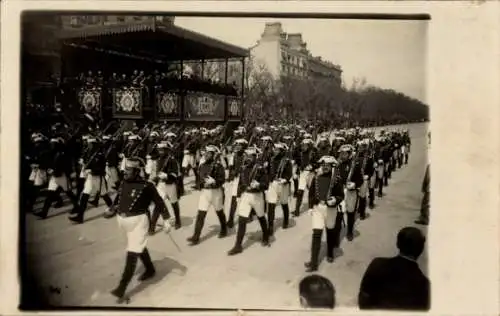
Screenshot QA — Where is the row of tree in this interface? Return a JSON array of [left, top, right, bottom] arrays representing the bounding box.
[[241, 57, 429, 128]]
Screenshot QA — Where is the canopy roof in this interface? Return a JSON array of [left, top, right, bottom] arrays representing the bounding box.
[[58, 20, 249, 61]]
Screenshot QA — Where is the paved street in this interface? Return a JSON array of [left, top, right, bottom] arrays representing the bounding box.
[[24, 123, 428, 309]]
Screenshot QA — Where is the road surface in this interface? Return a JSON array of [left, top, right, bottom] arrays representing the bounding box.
[[24, 122, 428, 310]]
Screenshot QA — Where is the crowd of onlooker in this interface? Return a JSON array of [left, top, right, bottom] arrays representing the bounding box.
[[62, 69, 239, 96], [299, 226, 429, 311]]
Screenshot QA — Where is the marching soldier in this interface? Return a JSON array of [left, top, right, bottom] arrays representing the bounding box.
[[144, 131, 160, 182], [34, 137, 79, 219], [69, 137, 114, 224], [266, 142, 293, 236], [336, 144, 355, 239], [356, 139, 374, 219], [103, 134, 121, 191], [149, 141, 182, 232], [187, 145, 227, 245], [26, 133, 50, 212], [304, 156, 345, 272], [294, 137, 319, 217], [228, 146, 270, 256], [226, 138, 248, 229], [109, 157, 171, 303]]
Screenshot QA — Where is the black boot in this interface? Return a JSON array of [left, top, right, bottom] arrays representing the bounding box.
[[305, 229, 323, 272], [53, 187, 64, 208], [346, 212, 355, 241], [226, 196, 238, 229], [111, 252, 138, 300], [177, 177, 184, 197], [368, 188, 375, 208], [90, 192, 100, 207], [294, 190, 304, 217], [101, 194, 113, 207], [267, 203, 276, 236], [138, 248, 156, 281], [358, 197, 367, 220], [149, 208, 161, 235], [293, 178, 299, 197], [187, 211, 206, 245], [326, 228, 335, 262], [33, 190, 55, 219], [69, 193, 89, 224], [172, 202, 181, 229], [26, 184, 40, 213], [66, 190, 79, 210], [377, 178, 384, 197], [257, 216, 270, 246], [228, 217, 247, 256], [281, 204, 290, 229], [384, 173, 388, 187], [216, 210, 228, 238]]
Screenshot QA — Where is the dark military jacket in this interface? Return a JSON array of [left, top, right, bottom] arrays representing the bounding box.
[[268, 153, 293, 182], [198, 159, 225, 189], [114, 179, 168, 218], [308, 170, 345, 207], [237, 162, 269, 196]]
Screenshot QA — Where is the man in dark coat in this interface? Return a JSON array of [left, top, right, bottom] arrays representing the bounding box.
[[358, 226, 430, 311]]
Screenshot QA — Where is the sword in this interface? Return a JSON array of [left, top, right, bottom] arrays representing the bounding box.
[[166, 231, 182, 252]]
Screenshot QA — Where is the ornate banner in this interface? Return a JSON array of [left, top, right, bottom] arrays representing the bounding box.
[[78, 88, 102, 113], [227, 96, 242, 120], [155, 90, 181, 120], [184, 92, 225, 121], [112, 87, 143, 119]]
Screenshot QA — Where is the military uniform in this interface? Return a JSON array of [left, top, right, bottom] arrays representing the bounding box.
[[266, 143, 293, 236], [294, 138, 319, 217], [228, 146, 270, 256], [305, 156, 345, 272], [34, 138, 79, 219], [187, 145, 227, 246], [226, 139, 248, 229], [150, 141, 182, 231], [110, 158, 170, 301]]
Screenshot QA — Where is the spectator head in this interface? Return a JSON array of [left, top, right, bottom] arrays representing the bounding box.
[[299, 275, 335, 309], [397, 227, 426, 260]]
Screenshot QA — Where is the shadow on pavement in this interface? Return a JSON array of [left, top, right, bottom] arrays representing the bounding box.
[[198, 225, 222, 243], [128, 257, 187, 299]]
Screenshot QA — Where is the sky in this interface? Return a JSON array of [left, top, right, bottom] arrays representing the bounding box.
[[175, 17, 428, 103]]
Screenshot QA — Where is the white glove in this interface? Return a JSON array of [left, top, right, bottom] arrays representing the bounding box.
[[163, 220, 172, 233], [305, 165, 312, 171], [308, 208, 314, 216], [346, 182, 356, 190], [277, 178, 287, 184], [158, 172, 168, 179], [250, 180, 260, 189], [327, 197, 337, 207], [205, 176, 215, 185]]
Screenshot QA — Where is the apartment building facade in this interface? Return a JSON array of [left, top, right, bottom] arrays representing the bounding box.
[[249, 22, 342, 85]]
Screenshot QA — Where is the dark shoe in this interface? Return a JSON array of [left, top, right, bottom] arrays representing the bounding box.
[[216, 210, 228, 238], [138, 269, 156, 281], [326, 256, 334, 263], [346, 233, 354, 241], [414, 219, 429, 225], [304, 262, 318, 272], [68, 213, 84, 224], [174, 222, 181, 230], [228, 245, 243, 256]]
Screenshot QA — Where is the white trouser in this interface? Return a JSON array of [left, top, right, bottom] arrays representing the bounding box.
[[83, 174, 109, 196], [229, 176, 240, 197], [156, 181, 178, 204], [358, 175, 369, 198], [298, 170, 314, 191], [198, 188, 224, 211], [117, 213, 149, 253], [237, 192, 266, 218], [29, 167, 47, 186], [48, 175, 69, 192], [266, 180, 291, 205], [182, 154, 195, 169], [311, 203, 338, 230], [344, 188, 358, 213]]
